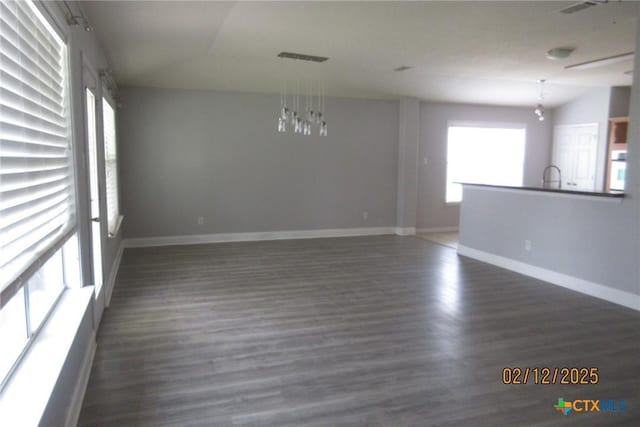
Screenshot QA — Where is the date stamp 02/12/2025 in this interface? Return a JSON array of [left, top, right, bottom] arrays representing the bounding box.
[[501, 367, 599, 385]]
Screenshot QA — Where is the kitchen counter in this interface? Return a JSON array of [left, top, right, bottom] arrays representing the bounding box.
[[459, 182, 625, 198]]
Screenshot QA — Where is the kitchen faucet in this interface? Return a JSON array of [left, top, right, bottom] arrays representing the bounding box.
[[542, 165, 562, 189]]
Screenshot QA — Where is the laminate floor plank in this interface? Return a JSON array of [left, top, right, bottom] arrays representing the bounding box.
[[78, 236, 639, 426]]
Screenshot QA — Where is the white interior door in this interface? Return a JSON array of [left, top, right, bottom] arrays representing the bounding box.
[[553, 126, 574, 188], [552, 124, 598, 190], [86, 88, 103, 292], [572, 125, 598, 190]]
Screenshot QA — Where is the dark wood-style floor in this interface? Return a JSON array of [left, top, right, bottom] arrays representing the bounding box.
[[78, 236, 639, 426]]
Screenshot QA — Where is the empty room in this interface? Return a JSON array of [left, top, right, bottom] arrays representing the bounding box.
[[1, 1, 639, 426]]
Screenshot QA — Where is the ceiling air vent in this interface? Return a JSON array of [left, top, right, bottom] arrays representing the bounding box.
[[559, 1, 607, 14], [394, 65, 413, 72], [277, 52, 328, 63]]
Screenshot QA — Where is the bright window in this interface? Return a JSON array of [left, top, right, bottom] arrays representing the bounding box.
[[27, 249, 65, 331], [0, 288, 28, 386], [0, 0, 79, 388], [102, 98, 120, 236], [446, 124, 526, 203]]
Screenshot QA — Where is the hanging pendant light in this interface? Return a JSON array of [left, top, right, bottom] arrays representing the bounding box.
[[281, 80, 289, 120], [320, 120, 327, 136], [276, 53, 328, 137], [278, 60, 290, 127], [534, 79, 546, 122], [306, 84, 316, 126]]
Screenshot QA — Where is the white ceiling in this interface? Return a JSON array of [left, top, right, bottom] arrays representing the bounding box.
[[81, 1, 638, 107]]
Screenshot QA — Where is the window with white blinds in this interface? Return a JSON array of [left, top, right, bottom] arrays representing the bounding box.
[[0, 0, 75, 298], [102, 97, 119, 235]]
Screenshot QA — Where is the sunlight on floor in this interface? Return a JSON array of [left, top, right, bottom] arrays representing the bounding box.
[[417, 232, 459, 249]]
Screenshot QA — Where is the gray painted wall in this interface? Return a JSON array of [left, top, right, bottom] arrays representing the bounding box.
[[417, 102, 553, 229], [118, 87, 399, 238], [459, 187, 638, 295], [608, 86, 631, 118], [552, 87, 611, 191]]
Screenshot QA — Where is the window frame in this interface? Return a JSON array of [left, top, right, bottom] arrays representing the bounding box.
[[0, 0, 80, 390], [101, 93, 121, 237]]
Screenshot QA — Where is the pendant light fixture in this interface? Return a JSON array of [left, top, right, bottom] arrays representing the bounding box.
[[277, 52, 328, 137], [534, 79, 546, 122]]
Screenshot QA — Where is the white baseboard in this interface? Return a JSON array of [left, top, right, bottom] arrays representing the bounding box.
[[105, 241, 124, 307], [124, 227, 396, 248], [394, 227, 416, 236], [64, 333, 96, 427], [457, 244, 640, 311], [417, 226, 459, 233]]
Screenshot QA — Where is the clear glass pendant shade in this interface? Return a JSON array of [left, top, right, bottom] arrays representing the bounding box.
[[319, 121, 327, 136], [278, 77, 327, 137]]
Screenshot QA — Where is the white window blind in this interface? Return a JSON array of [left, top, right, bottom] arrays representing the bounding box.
[[0, 0, 74, 299], [102, 97, 119, 235]]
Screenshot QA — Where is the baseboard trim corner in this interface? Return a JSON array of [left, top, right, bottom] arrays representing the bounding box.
[[417, 226, 459, 233], [105, 241, 124, 307], [124, 227, 395, 248], [457, 244, 639, 311], [394, 227, 416, 236], [64, 333, 96, 427]]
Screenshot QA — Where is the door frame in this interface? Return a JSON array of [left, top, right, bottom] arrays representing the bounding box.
[[82, 57, 108, 325]]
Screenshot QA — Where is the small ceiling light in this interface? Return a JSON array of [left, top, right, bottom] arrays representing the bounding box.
[[546, 47, 574, 60]]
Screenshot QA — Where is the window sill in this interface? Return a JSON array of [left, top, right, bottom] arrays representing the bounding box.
[[445, 201, 461, 206], [0, 287, 94, 426], [108, 215, 124, 238]]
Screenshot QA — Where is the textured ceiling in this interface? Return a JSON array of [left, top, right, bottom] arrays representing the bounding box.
[[82, 1, 638, 107]]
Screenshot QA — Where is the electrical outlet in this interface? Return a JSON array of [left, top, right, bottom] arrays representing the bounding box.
[[524, 240, 532, 252], [197, 216, 204, 225], [363, 211, 369, 221]]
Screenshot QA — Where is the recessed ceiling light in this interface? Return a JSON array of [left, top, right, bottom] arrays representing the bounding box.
[[546, 47, 574, 60]]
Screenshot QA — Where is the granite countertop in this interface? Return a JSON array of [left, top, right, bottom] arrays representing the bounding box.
[[459, 182, 625, 198]]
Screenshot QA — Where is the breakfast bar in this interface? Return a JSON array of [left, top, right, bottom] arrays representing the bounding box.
[[457, 183, 637, 310]]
